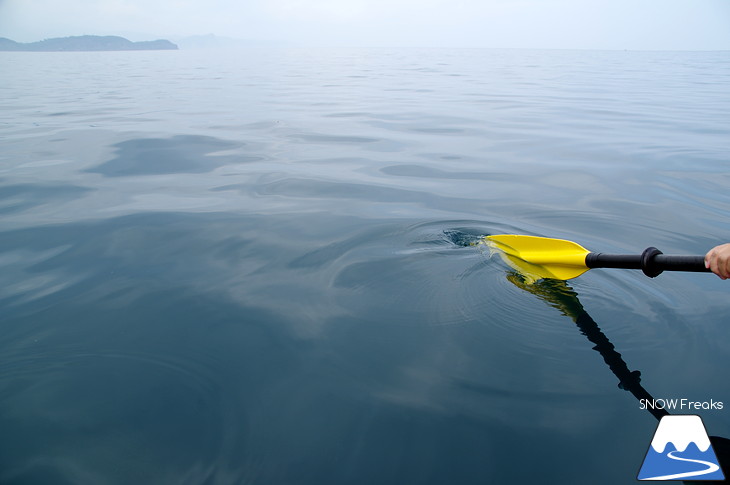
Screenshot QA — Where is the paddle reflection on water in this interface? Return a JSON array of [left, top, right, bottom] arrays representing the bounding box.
[[504, 274, 730, 483]]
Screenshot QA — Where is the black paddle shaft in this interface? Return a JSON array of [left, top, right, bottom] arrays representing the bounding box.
[[585, 247, 710, 278]]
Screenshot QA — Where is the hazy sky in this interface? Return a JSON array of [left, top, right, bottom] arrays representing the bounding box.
[[1, 0, 729, 50]]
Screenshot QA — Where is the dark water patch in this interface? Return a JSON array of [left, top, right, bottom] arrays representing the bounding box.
[[323, 112, 370, 118], [0, 183, 93, 215], [254, 177, 439, 205], [251, 177, 504, 217], [381, 164, 512, 181], [366, 118, 476, 136], [256, 178, 424, 202], [289, 133, 380, 144], [85, 135, 253, 177], [412, 127, 463, 134], [286, 131, 407, 152], [425, 154, 463, 161]]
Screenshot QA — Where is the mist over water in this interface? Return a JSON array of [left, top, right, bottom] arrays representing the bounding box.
[[1, 47, 730, 484]]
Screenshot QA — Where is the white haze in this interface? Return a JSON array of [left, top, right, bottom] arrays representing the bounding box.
[[0, 0, 729, 50]]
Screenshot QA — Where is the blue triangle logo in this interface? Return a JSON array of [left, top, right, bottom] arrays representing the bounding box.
[[638, 415, 725, 481]]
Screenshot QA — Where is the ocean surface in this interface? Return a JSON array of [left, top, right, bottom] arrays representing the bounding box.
[[1, 47, 730, 484]]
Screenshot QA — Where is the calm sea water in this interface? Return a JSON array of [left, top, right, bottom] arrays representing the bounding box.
[[1, 47, 730, 484]]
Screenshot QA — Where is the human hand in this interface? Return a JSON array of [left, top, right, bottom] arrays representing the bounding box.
[[705, 243, 730, 279]]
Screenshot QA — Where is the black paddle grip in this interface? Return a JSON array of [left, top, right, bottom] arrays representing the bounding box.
[[586, 247, 710, 278]]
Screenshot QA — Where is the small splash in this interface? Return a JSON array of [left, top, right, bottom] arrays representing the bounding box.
[[440, 229, 554, 286], [442, 229, 486, 247]]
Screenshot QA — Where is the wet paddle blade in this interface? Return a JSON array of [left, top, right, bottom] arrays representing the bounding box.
[[485, 235, 592, 281]]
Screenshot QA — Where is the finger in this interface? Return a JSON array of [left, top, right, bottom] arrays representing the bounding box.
[[718, 264, 728, 280], [721, 260, 730, 280]]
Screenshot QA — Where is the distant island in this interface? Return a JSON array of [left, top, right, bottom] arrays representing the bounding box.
[[0, 35, 178, 52]]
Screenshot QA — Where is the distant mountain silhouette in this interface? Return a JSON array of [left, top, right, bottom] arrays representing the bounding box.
[[0, 35, 178, 52]]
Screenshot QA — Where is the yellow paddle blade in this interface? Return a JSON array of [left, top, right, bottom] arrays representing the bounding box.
[[484, 235, 591, 282]]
